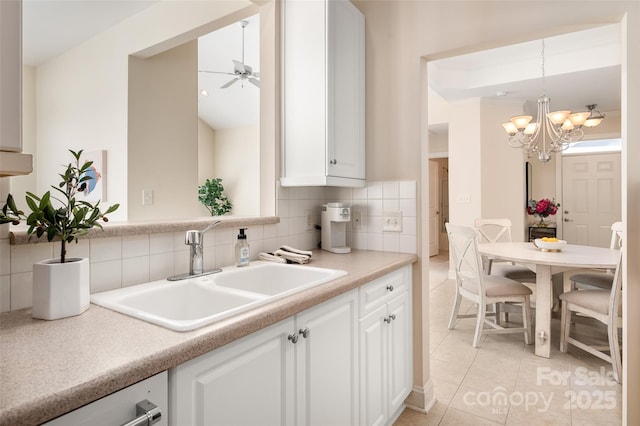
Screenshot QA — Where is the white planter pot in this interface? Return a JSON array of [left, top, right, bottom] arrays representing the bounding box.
[[32, 257, 90, 320]]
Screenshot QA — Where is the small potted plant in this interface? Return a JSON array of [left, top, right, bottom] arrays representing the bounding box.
[[198, 178, 232, 216], [1, 149, 119, 320]]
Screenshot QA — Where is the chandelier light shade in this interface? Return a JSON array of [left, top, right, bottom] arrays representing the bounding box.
[[502, 41, 605, 163]]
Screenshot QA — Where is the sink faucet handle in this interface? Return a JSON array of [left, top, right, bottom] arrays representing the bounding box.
[[185, 230, 203, 246]]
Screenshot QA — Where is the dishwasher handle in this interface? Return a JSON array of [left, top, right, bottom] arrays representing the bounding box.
[[121, 400, 162, 426]]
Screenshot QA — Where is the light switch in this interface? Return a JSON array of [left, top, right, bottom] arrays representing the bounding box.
[[142, 189, 153, 206], [456, 193, 471, 204]]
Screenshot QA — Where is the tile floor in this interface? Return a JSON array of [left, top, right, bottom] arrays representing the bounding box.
[[395, 252, 622, 426]]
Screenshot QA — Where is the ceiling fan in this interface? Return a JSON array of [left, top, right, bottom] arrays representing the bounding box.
[[199, 20, 260, 89]]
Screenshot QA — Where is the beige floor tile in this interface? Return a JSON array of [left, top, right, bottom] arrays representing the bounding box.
[[430, 357, 472, 387], [394, 402, 448, 426], [450, 384, 510, 424], [506, 405, 571, 425], [439, 407, 503, 426]]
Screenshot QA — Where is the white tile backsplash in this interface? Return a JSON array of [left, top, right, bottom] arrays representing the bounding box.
[[10, 272, 33, 310], [149, 253, 175, 281], [122, 256, 150, 287], [122, 235, 150, 258], [0, 275, 10, 313], [90, 237, 122, 263], [150, 232, 174, 254], [0, 179, 417, 312], [91, 260, 122, 293], [11, 243, 53, 274]]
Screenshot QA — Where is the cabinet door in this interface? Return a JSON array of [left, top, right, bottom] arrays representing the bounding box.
[[170, 319, 295, 426], [296, 291, 359, 426], [0, 0, 22, 152], [359, 304, 388, 426], [327, 0, 365, 180], [387, 291, 412, 417]]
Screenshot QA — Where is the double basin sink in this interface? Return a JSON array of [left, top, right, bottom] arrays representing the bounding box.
[[91, 262, 347, 332]]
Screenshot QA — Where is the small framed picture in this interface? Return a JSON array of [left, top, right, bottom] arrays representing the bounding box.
[[78, 150, 107, 202]]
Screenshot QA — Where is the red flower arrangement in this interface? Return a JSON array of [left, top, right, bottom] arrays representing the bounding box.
[[527, 198, 559, 225]]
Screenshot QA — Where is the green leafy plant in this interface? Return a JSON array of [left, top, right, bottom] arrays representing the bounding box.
[[0, 149, 119, 263], [198, 178, 232, 216]]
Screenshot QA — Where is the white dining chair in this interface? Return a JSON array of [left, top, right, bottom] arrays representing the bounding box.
[[446, 223, 532, 348], [473, 218, 536, 283], [560, 248, 623, 383], [569, 221, 622, 290]]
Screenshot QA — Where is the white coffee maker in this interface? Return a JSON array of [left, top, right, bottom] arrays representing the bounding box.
[[321, 203, 351, 253]]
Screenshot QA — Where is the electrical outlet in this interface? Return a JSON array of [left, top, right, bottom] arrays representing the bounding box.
[[456, 193, 471, 204], [352, 208, 363, 230], [142, 189, 153, 206], [383, 211, 402, 232]]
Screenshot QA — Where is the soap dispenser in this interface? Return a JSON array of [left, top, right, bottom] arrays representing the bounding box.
[[235, 228, 250, 267]]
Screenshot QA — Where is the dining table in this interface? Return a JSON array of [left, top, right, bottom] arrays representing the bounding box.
[[477, 241, 619, 358]]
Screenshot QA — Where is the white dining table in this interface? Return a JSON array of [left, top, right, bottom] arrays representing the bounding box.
[[477, 241, 619, 358]]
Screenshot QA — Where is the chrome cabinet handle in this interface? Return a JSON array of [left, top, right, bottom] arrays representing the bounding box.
[[288, 333, 299, 344], [121, 400, 161, 426], [386, 285, 394, 292], [383, 314, 396, 323], [329, 159, 337, 165], [299, 328, 310, 338]]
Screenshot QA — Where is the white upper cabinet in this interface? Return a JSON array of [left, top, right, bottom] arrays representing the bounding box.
[[281, 0, 365, 187], [0, 0, 32, 176]]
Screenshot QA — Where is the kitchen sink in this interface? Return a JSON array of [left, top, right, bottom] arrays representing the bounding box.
[[213, 262, 347, 296], [91, 262, 347, 332]]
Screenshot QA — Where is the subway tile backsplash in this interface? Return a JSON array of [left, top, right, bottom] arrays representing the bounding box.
[[0, 180, 417, 313]]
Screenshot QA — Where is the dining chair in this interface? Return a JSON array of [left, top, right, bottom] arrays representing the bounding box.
[[446, 223, 532, 348], [560, 248, 623, 383], [569, 221, 623, 290], [473, 218, 536, 283]]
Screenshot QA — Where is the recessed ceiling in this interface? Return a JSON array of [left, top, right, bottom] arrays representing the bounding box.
[[428, 23, 622, 115]]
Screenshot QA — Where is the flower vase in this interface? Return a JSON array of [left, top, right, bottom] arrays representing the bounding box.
[[537, 217, 548, 227]]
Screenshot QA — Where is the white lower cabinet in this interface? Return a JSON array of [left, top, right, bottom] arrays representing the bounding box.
[[359, 266, 413, 426], [169, 290, 359, 426]]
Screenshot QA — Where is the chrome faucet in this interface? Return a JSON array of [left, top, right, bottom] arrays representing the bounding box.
[[168, 220, 222, 281]]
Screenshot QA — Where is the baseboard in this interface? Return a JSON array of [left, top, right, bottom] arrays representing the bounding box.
[[403, 380, 436, 414]]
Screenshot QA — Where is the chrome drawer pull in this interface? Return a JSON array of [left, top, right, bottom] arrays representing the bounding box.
[[121, 400, 161, 426]]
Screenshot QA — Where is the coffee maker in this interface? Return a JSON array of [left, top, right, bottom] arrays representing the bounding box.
[[321, 203, 351, 253]]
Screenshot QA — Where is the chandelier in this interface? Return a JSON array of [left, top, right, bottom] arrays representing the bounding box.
[[502, 40, 605, 163]]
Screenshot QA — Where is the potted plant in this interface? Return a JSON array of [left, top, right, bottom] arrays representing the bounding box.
[[198, 178, 232, 216], [1, 149, 119, 320], [526, 198, 559, 227]]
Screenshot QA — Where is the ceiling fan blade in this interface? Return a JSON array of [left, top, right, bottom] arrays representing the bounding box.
[[252, 71, 260, 78], [249, 78, 260, 88], [221, 77, 240, 89], [199, 70, 236, 76]]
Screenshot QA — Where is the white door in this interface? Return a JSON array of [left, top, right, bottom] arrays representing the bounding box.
[[296, 291, 359, 426], [428, 160, 440, 256], [562, 153, 621, 247]]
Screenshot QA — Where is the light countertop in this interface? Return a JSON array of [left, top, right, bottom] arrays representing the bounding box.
[[0, 250, 417, 426]]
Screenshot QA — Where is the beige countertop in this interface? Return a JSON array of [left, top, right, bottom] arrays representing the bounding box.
[[0, 250, 417, 426]]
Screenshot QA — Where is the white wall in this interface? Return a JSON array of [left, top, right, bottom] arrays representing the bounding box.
[[198, 118, 216, 186], [213, 125, 260, 216], [32, 0, 255, 221], [128, 41, 201, 220]]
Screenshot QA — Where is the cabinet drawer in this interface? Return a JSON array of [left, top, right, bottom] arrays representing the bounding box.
[[359, 267, 409, 317]]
